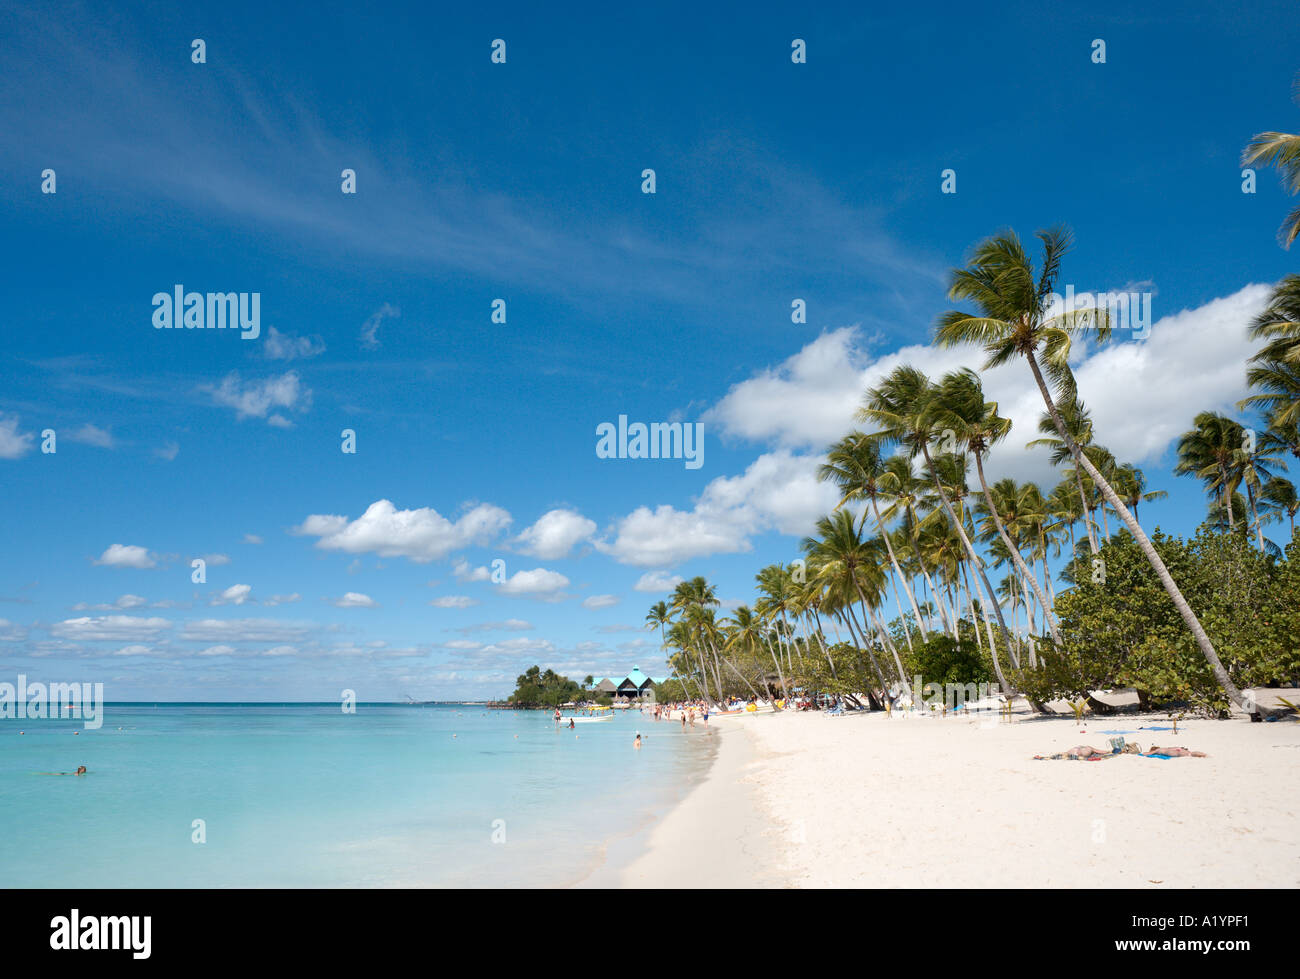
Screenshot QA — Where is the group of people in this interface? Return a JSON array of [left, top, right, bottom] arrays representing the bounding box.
[[643, 700, 710, 726]]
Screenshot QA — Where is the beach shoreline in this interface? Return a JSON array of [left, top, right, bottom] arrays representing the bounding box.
[[594, 707, 1300, 889]]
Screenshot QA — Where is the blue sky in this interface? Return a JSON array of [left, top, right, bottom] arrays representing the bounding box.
[[1, 0, 1297, 700]]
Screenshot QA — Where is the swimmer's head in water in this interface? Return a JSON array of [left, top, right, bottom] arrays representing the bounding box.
[[75, 766, 87, 775]]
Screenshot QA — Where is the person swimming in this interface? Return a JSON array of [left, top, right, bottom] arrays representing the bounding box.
[[634, 733, 642, 749], [37, 766, 87, 776]]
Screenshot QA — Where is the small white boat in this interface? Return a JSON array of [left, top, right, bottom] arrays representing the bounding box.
[[555, 708, 614, 724]]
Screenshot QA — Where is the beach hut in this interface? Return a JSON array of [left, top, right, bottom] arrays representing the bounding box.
[[612, 667, 660, 700]]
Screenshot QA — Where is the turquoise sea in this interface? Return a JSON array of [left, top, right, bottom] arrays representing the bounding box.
[[0, 704, 717, 887]]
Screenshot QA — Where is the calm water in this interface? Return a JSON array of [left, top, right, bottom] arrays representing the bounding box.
[[0, 704, 716, 887]]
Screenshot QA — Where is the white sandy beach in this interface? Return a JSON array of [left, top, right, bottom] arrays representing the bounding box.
[[618, 707, 1300, 888]]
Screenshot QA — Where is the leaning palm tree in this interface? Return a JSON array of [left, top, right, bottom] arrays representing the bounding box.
[[1027, 395, 1101, 554], [802, 509, 894, 699], [929, 367, 1062, 645], [861, 366, 1019, 676], [1241, 74, 1300, 248], [935, 227, 1247, 709], [819, 433, 930, 643]]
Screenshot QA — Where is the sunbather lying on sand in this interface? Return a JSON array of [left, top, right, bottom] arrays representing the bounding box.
[[1145, 746, 1207, 757], [1035, 737, 1140, 760]]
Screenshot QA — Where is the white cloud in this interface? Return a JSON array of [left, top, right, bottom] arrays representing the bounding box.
[[332, 591, 378, 608], [67, 423, 115, 449], [202, 553, 231, 567], [456, 619, 534, 633], [590, 287, 1273, 569], [581, 594, 619, 609], [634, 571, 684, 593], [50, 615, 172, 641], [94, 544, 156, 569], [704, 285, 1270, 486], [211, 584, 253, 606], [453, 560, 491, 582], [0, 415, 35, 459], [197, 645, 238, 657], [263, 326, 325, 360], [205, 371, 311, 424], [360, 303, 400, 350], [498, 568, 570, 597], [454, 564, 571, 597], [179, 619, 312, 642], [243, 534, 264, 545], [429, 595, 479, 608], [263, 593, 301, 607], [154, 441, 180, 461], [512, 509, 596, 559], [112, 644, 157, 657], [295, 499, 511, 563], [0, 618, 27, 641]]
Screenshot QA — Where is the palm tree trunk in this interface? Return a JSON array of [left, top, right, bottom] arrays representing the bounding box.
[[1247, 484, 1265, 551], [1075, 467, 1099, 555], [1025, 349, 1246, 709], [871, 498, 929, 640], [843, 601, 889, 692], [973, 450, 1062, 644], [761, 634, 791, 705], [920, 443, 1020, 677]]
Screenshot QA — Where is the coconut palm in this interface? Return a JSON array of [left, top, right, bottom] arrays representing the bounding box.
[[1241, 275, 1300, 452], [935, 227, 1246, 709], [929, 367, 1062, 645], [819, 433, 930, 643], [1241, 75, 1300, 248], [802, 510, 893, 697], [1175, 412, 1254, 535], [861, 366, 1020, 689], [1112, 463, 1167, 525], [1261, 475, 1299, 538], [1027, 395, 1101, 554]]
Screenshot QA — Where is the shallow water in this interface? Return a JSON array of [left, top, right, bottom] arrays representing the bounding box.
[[0, 704, 716, 887]]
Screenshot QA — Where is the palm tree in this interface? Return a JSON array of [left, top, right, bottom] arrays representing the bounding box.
[[1241, 75, 1300, 248], [880, 455, 952, 637], [861, 365, 1020, 690], [1241, 275, 1300, 459], [802, 510, 893, 699], [1173, 411, 1279, 548], [936, 227, 1247, 709], [1112, 463, 1167, 525], [1261, 476, 1299, 538], [669, 577, 724, 702], [1045, 477, 1085, 565], [1176, 412, 1245, 529], [1026, 395, 1101, 555], [819, 433, 930, 643], [930, 367, 1062, 645]]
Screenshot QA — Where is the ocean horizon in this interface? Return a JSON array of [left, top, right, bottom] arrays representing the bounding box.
[[0, 704, 716, 888]]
